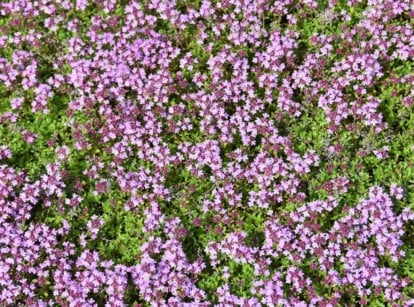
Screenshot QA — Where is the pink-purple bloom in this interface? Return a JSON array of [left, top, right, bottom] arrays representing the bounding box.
[[0, 0, 413, 305]]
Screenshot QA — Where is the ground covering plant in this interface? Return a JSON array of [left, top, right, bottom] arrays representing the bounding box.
[[0, 0, 413, 305]]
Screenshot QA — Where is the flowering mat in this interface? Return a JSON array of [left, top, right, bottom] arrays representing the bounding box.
[[1, 0, 414, 306]]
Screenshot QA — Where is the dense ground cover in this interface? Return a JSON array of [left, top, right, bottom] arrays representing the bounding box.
[[0, 0, 413, 305]]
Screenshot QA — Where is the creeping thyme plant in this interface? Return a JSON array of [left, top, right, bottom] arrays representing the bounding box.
[[0, 0, 414, 305]]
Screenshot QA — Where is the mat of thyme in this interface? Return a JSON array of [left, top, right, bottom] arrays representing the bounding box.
[[1, 0, 414, 306]]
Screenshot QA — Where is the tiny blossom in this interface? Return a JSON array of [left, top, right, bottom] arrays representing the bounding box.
[[86, 215, 105, 240], [373, 146, 389, 160], [55, 146, 71, 161], [10, 97, 23, 109], [390, 183, 404, 200], [21, 130, 38, 144], [0, 145, 12, 159]]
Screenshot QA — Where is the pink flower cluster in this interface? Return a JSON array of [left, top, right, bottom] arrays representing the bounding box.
[[0, 0, 413, 305]]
